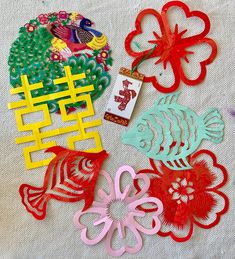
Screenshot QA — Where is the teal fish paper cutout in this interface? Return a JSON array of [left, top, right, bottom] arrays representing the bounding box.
[[122, 92, 225, 170]]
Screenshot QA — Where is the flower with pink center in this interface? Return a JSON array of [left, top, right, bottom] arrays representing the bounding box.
[[73, 165, 163, 257], [103, 44, 110, 51], [38, 14, 48, 25], [58, 11, 69, 20]]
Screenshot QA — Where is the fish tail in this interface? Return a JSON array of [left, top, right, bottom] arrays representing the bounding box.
[[19, 184, 48, 220], [202, 108, 225, 144]]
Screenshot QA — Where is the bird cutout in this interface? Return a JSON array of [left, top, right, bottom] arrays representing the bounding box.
[[122, 92, 225, 170], [8, 12, 113, 113], [49, 18, 108, 53], [114, 79, 137, 111], [19, 146, 108, 220]]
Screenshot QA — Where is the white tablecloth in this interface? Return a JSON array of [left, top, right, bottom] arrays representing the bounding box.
[[0, 0, 234, 258]]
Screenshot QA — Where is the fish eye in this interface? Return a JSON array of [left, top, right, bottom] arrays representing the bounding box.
[[137, 124, 145, 132]]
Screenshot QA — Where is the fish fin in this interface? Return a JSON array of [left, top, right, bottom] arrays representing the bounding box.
[[202, 108, 225, 144], [154, 92, 180, 106], [45, 146, 68, 155], [163, 158, 192, 170], [19, 184, 47, 220], [179, 157, 192, 168]]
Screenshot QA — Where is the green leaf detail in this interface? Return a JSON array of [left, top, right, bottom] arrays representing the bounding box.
[[8, 13, 114, 113], [106, 57, 113, 66]]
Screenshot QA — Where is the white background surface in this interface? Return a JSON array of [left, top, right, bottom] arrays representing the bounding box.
[[0, 0, 234, 258]]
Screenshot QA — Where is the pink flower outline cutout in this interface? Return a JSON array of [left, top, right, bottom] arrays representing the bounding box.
[[73, 165, 163, 257]]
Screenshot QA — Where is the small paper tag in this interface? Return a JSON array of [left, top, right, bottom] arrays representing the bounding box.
[[104, 67, 144, 126]]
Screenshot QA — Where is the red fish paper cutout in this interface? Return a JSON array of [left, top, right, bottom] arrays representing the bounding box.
[[19, 146, 108, 220]]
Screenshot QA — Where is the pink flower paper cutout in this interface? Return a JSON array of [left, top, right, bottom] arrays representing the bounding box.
[[73, 165, 163, 257]]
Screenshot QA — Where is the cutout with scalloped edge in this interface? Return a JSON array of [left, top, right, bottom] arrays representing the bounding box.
[[19, 146, 108, 220], [122, 92, 224, 170], [135, 149, 229, 242], [125, 1, 217, 93], [8, 11, 113, 113], [73, 165, 163, 257]]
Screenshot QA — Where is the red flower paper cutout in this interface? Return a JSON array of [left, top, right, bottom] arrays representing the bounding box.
[[19, 146, 108, 220], [135, 150, 229, 242], [125, 1, 217, 93]]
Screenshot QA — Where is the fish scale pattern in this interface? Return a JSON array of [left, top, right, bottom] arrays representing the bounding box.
[[122, 92, 225, 170]]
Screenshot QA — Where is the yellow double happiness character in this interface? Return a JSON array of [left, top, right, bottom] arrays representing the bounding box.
[[8, 66, 103, 169]]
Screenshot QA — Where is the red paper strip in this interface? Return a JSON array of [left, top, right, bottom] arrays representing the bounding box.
[[125, 1, 217, 93], [19, 146, 108, 220], [134, 149, 229, 242]]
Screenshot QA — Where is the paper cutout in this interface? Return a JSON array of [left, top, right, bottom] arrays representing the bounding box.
[[125, 1, 217, 93], [93, 45, 113, 71], [8, 66, 103, 169], [104, 67, 144, 126], [114, 79, 137, 111], [135, 150, 229, 242], [73, 165, 163, 257], [122, 92, 224, 170], [8, 11, 113, 113], [19, 146, 108, 220]]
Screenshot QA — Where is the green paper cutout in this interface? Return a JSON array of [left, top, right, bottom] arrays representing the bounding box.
[[122, 92, 225, 170], [9, 49, 111, 112], [8, 12, 113, 113]]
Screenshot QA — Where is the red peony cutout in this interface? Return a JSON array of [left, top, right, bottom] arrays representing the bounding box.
[[125, 1, 217, 93], [135, 150, 229, 242]]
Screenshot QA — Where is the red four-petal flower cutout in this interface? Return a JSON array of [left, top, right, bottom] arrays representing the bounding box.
[[125, 1, 217, 93]]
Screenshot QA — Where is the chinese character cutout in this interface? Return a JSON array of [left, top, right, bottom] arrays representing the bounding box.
[[114, 79, 137, 111]]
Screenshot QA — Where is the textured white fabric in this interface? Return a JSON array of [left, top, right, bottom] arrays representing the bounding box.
[[0, 0, 235, 258]]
